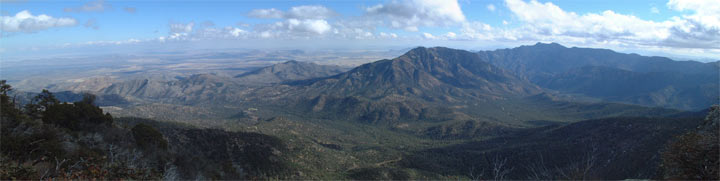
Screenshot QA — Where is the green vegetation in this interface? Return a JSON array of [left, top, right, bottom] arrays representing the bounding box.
[[2, 44, 717, 179], [131, 123, 168, 151], [661, 106, 720, 179], [0, 81, 293, 180], [1, 81, 161, 179]]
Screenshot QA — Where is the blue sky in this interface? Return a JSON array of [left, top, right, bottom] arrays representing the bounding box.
[[1, 0, 718, 61]]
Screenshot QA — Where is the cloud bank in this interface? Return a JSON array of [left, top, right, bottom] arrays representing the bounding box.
[[1, 10, 77, 33]]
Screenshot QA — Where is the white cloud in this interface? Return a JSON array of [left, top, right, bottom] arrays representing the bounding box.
[[459, 21, 498, 40], [254, 19, 331, 37], [248, 5, 335, 20], [228, 27, 247, 37], [1, 10, 77, 33], [169, 22, 194, 33], [462, 0, 720, 51], [286, 19, 331, 34], [422, 32, 436, 39], [248, 8, 284, 19], [651, 7, 660, 14], [329, 23, 388, 40], [419, 31, 460, 40], [664, 0, 720, 48], [79, 38, 141, 46], [260, 31, 272, 38], [287, 5, 336, 19], [504, 0, 672, 43], [487, 4, 496, 11], [64, 0, 111, 12], [248, 5, 336, 38], [447, 32, 457, 38], [193, 26, 250, 39], [365, 0, 466, 31], [159, 21, 251, 41], [667, 0, 720, 16], [379, 32, 399, 38]]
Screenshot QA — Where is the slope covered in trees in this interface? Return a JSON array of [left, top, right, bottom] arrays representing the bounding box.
[[0, 81, 292, 180], [478, 43, 718, 110]]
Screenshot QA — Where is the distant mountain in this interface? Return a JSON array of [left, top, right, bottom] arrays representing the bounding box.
[[478, 42, 719, 110], [535, 66, 717, 110], [480, 42, 717, 77], [276, 47, 676, 125], [299, 47, 541, 100], [99, 74, 248, 103], [235, 60, 346, 85], [274, 47, 542, 124], [57, 45, 701, 125]]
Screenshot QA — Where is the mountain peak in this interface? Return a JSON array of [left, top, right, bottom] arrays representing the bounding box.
[[282, 60, 301, 64], [306, 46, 541, 100], [532, 42, 566, 49], [405, 46, 429, 54], [235, 60, 345, 84]]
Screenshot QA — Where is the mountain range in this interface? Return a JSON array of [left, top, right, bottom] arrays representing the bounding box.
[[478, 43, 718, 110], [40, 43, 715, 126], [4, 42, 717, 180], [234, 60, 346, 85], [65, 43, 716, 111]]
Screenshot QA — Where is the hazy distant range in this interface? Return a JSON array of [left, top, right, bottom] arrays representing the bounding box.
[[2, 48, 406, 92]]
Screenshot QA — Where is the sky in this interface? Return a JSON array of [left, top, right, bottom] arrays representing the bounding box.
[[1, 0, 718, 61]]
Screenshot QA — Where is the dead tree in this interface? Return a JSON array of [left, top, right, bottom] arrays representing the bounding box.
[[491, 154, 513, 180]]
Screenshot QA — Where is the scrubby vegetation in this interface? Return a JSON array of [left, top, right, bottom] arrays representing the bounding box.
[[1, 80, 159, 179], [661, 105, 720, 179], [0, 81, 292, 180]]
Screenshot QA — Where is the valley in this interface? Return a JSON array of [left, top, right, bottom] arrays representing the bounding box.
[[2, 43, 718, 179], [3, 0, 719, 179]]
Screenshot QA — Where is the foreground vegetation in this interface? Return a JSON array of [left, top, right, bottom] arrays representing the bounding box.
[[2, 80, 717, 179], [1, 81, 290, 179]]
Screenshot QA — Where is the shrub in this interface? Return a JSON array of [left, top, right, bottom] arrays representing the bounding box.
[[131, 123, 168, 151]]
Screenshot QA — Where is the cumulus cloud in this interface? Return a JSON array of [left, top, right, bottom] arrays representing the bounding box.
[[248, 5, 336, 38], [1, 10, 77, 33], [64, 0, 111, 12], [158, 21, 252, 42], [287, 5, 336, 19], [254, 18, 332, 37], [445, 32, 457, 39], [422, 32, 436, 39], [228, 27, 248, 37], [501, 0, 660, 43], [458, 21, 495, 40], [248, 5, 335, 19], [365, 0, 466, 31], [379, 32, 398, 38], [664, 0, 720, 48], [419, 32, 459, 40], [487, 4, 496, 11], [244, 1, 467, 40], [248, 8, 284, 19], [450, 0, 716, 50], [667, 0, 720, 16], [285, 19, 331, 34], [286, 19, 330, 34], [194, 26, 250, 39], [79, 38, 141, 46], [169, 22, 194, 33]]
